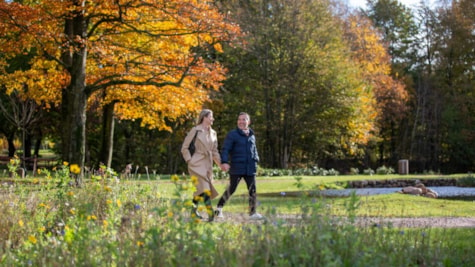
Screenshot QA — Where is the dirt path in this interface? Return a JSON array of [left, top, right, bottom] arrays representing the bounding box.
[[211, 213, 475, 228]]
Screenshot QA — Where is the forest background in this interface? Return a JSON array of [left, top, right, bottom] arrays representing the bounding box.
[[0, 0, 473, 180]]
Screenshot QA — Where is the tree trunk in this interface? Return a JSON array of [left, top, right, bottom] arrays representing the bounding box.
[[61, 5, 88, 185], [7, 133, 16, 157], [100, 102, 115, 168]]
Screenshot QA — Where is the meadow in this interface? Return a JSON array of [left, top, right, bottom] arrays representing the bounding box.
[[1, 162, 474, 266]]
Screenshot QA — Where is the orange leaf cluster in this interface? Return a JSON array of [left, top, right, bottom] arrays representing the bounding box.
[[0, 0, 241, 129]]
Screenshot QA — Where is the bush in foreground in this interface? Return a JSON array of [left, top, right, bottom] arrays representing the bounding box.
[[0, 165, 474, 266]]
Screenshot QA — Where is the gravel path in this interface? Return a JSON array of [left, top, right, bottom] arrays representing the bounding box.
[[209, 213, 475, 228]]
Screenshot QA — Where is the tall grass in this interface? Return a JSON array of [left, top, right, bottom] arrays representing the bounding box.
[[0, 164, 474, 266]]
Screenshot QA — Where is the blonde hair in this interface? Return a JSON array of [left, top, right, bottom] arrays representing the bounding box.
[[197, 109, 213, 124]]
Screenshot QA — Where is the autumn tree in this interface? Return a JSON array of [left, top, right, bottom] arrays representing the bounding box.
[[217, 0, 378, 169], [0, 0, 240, 182], [343, 14, 408, 167]]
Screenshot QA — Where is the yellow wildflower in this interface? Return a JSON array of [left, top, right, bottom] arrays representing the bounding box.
[[18, 220, 24, 227], [103, 220, 108, 227], [38, 226, 46, 233], [69, 208, 76, 215], [137, 241, 144, 247], [190, 176, 198, 185], [104, 186, 112, 192], [37, 169, 42, 175], [167, 211, 174, 218], [171, 175, 179, 182], [67, 191, 74, 197], [70, 164, 81, 174], [63, 161, 69, 166], [28, 235, 37, 244], [106, 199, 113, 205], [203, 190, 211, 196], [116, 199, 122, 207], [184, 200, 194, 207]]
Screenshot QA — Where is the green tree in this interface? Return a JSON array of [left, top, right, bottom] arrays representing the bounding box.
[[218, 0, 377, 168]]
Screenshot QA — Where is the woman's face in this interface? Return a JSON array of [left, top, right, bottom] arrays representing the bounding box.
[[203, 112, 214, 126]]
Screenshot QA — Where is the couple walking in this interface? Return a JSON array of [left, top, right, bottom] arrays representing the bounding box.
[[181, 109, 264, 222]]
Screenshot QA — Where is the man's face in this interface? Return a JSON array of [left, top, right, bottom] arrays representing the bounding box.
[[237, 114, 250, 130]]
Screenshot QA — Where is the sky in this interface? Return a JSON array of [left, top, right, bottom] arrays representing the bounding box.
[[347, 0, 432, 9]]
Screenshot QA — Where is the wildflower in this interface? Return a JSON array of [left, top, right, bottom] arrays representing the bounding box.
[[116, 199, 122, 207], [190, 176, 198, 185], [38, 226, 46, 233], [18, 220, 24, 227], [69, 208, 76, 215], [106, 199, 113, 205], [104, 186, 112, 192], [167, 211, 174, 218], [70, 164, 81, 174], [134, 204, 141, 210], [171, 175, 179, 182], [280, 192, 286, 196], [87, 215, 97, 221], [203, 190, 211, 196], [63, 161, 69, 166], [318, 185, 325, 190], [103, 220, 108, 227], [137, 241, 144, 247], [37, 169, 42, 175], [67, 191, 74, 197], [28, 235, 37, 244], [194, 196, 204, 203], [39, 203, 47, 208]]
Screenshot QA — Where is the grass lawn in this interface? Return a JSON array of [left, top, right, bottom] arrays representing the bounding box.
[[111, 174, 475, 218]]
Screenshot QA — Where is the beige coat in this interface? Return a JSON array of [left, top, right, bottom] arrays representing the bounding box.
[[181, 125, 221, 199]]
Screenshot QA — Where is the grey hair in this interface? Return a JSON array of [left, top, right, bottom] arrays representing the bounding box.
[[198, 109, 213, 124], [238, 112, 250, 120]]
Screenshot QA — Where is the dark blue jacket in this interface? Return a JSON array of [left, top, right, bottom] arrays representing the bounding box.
[[221, 128, 259, 176]]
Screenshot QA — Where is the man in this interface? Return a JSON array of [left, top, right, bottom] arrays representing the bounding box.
[[215, 112, 264, 220]]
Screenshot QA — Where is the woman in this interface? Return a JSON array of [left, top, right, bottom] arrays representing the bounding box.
[[181, 109, 221, 221]]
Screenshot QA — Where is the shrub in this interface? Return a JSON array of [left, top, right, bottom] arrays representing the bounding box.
[[363, 168, 375, 175], [456, 174, 475, 187], [376, 165, 395, 175]]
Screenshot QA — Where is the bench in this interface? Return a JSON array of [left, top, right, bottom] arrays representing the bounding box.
[[0, 156, 58, 177]]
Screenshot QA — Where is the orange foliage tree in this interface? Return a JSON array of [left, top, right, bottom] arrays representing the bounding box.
[[0, 0, 240, 182], [344, 14, 408, 163]]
